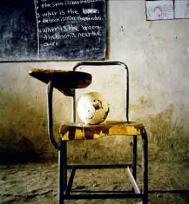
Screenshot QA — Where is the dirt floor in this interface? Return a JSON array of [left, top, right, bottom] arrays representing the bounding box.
[[0, 162, 188, 204]]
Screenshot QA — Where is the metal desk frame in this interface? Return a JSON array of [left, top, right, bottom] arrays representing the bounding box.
[[46, 61, 148, 204]]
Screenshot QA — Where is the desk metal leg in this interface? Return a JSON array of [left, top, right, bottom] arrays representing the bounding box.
[[132, 135, 137, 181], [58, 141, 67, 204], [142, 131, 148, 204]]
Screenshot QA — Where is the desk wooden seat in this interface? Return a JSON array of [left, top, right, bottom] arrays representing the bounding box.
[[59, 121, 146, 140]]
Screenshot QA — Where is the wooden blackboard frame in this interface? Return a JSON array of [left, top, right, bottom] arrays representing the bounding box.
[[0, 0, 108, 62]]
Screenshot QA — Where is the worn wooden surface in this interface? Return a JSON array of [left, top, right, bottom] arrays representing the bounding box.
[[29, 69, 92, 94], [59, 121, 146, 140]]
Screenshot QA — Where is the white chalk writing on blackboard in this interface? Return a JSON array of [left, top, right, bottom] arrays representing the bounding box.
[[0, 0, 106, 61], [34, 0, 40, 58], [34, 0, 105, 56]]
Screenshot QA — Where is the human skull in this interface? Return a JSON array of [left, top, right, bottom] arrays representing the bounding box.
[[77, 92, 109, 125]]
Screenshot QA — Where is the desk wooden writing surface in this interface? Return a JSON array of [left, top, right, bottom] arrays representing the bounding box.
[[29, 68, 92, 95]]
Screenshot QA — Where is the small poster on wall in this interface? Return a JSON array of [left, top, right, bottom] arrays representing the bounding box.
[[146, 0, 174, 20], [146, 0, 189, 20], [175, 0, 189, 19]]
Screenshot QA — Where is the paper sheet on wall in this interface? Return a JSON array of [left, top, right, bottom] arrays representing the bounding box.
[[146, 0, 174, 20], [175, 0, 189, 19]]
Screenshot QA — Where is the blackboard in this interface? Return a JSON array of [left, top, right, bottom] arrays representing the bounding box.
[[0, 0, 107, 61]]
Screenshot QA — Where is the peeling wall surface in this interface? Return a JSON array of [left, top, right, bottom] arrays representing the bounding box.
[[0, 0, 189, 164]]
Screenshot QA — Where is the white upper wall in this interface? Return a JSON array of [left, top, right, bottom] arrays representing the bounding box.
[[0, 0, 189, 123], [109, 0, 189, 120]]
